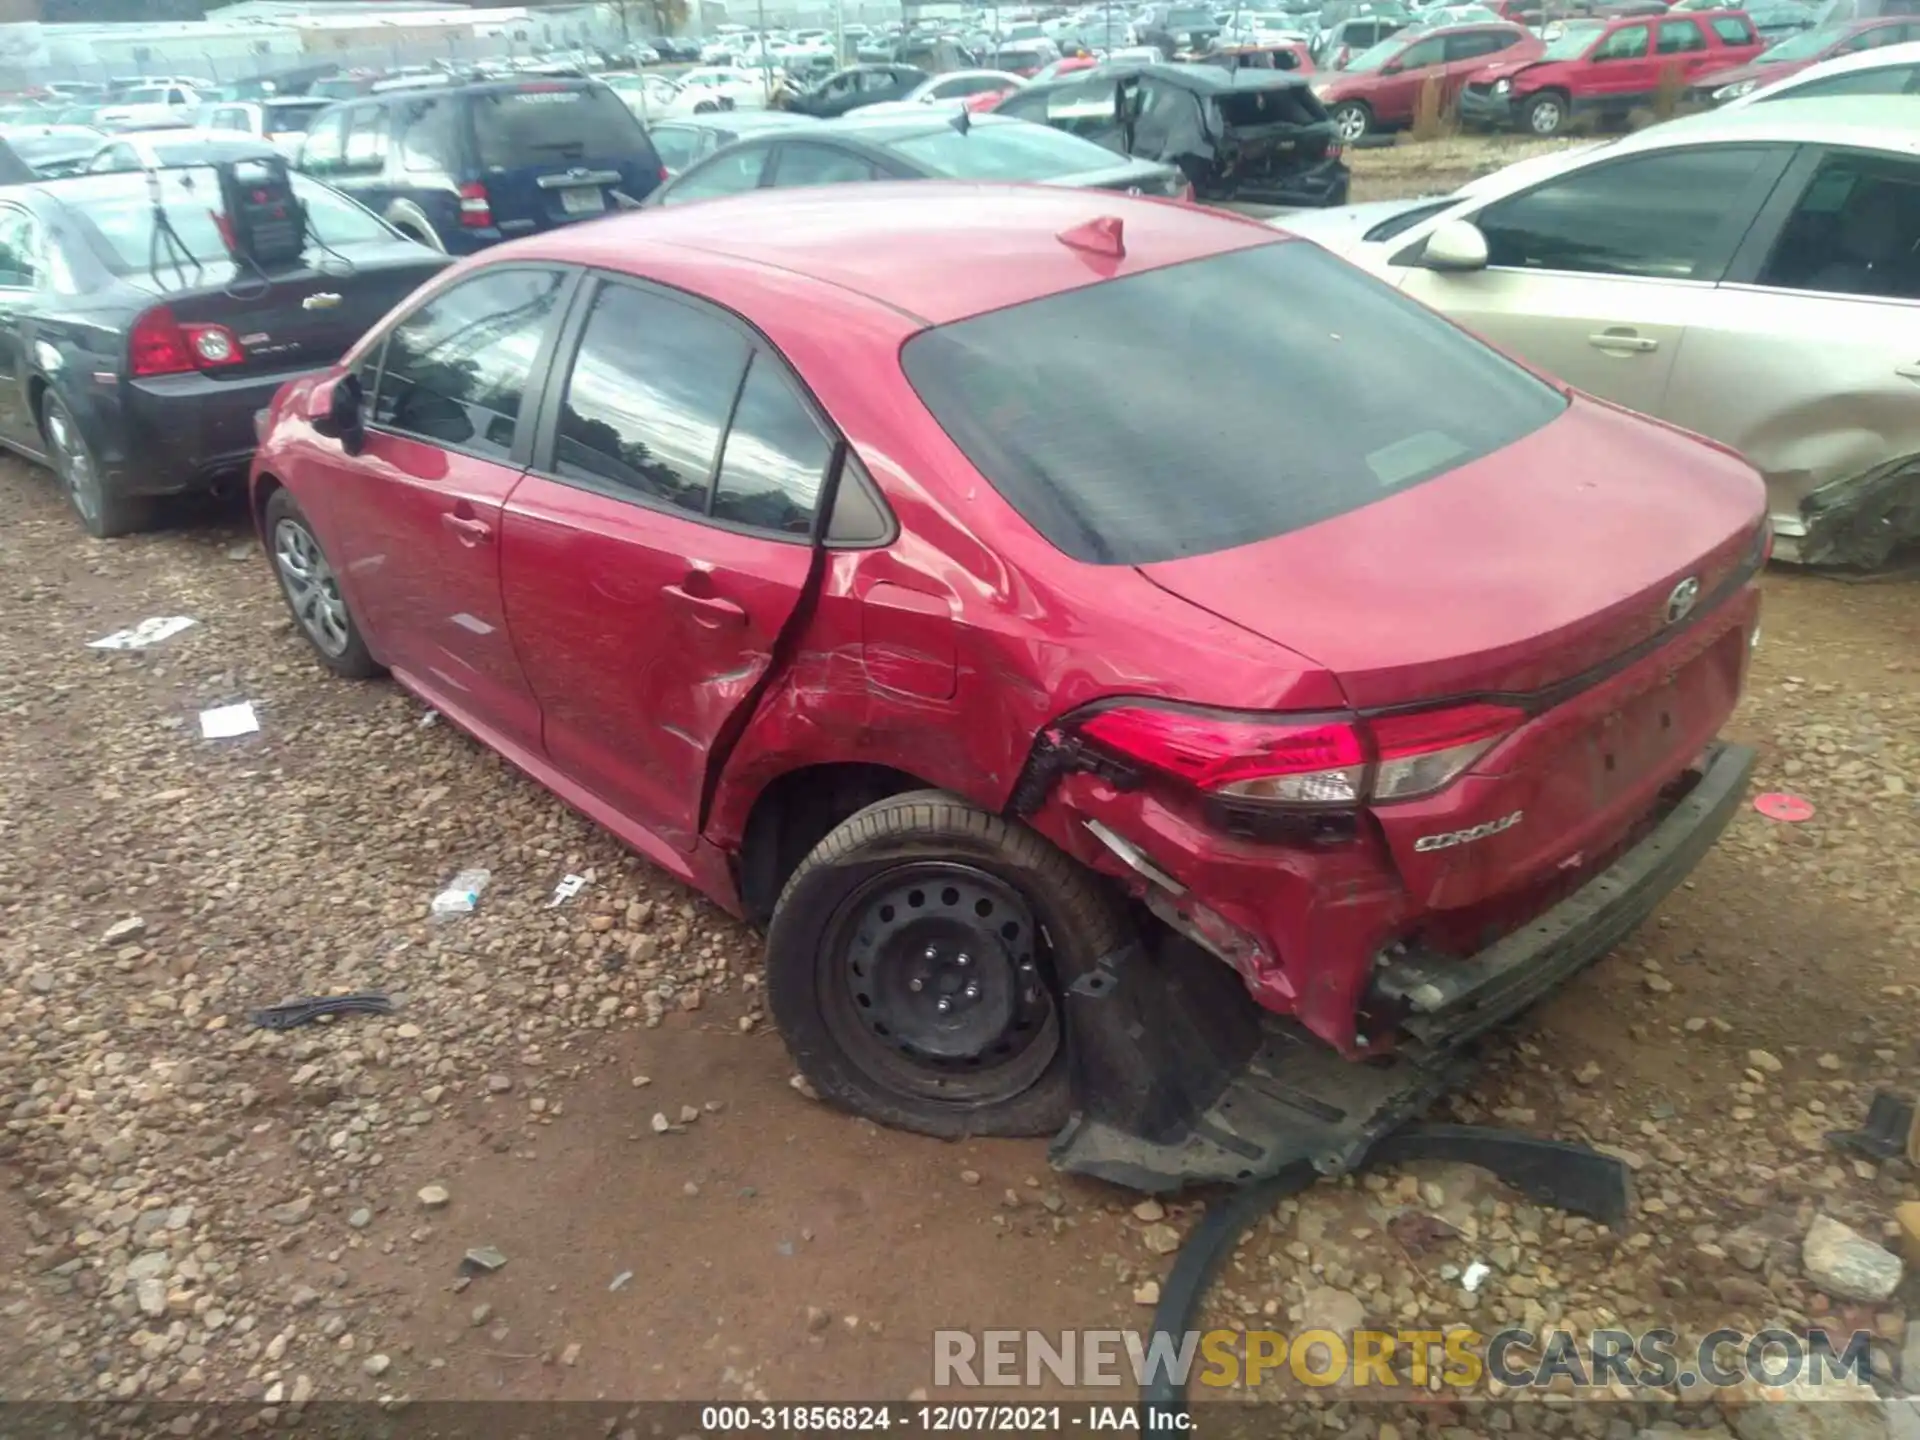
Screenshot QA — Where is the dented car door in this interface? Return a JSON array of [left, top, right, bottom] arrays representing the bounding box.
[[499, 275, 829, 856]]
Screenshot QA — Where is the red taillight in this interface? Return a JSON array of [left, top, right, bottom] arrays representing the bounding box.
[[658, 165, 669, 183], [519, 81, 568, 93], [458, 180, 493, 228], [1077, 699, 1525, 807], [129, 307, 246, 377]]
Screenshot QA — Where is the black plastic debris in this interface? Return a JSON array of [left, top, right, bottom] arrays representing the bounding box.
[[1827, 1089, 1916, 1162], [248, 991, 396, 1031]]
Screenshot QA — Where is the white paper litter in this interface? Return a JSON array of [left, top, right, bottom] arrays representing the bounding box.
[[431, 867, 493, 917], [548, 873, 588, 908], [199, 702, 259, 739], [90, 616, 197, 651], [1461, 1260, 1491, 1293]]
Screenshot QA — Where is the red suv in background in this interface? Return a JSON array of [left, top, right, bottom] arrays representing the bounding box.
[[1313, 23, 1541, 139], [1689, 14, 1920, 102], [249, 187, 1765, 1188], [1459, 9, 1764, 133]]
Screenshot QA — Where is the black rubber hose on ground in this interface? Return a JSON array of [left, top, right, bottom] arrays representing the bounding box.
[[1139, 1160, 1320, 1423]]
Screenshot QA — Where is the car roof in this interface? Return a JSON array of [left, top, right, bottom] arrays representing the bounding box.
[[495, 182, 1276, 327], [1609, 92, 1920, 154], [658, 110, 818, 133]]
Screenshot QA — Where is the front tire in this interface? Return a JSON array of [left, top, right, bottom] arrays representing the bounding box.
[[1329, 101, 1372, 143], [43, 393, 151, 538], [1523, 91, 1567, 135], [766, 791, 1129, 1138], [265, 488, 380, 679]]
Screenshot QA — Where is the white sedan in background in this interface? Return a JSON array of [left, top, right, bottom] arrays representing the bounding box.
[[1273, 97, 1920, 568], [853, 70, 1030, 113], [677, 65, 775, 109]]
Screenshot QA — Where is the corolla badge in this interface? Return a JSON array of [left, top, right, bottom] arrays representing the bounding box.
[[1413, 810, 1523, 853], [1665, 576, 1701, 625]]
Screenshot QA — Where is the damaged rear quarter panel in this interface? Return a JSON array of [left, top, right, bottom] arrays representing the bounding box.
[[702, 343, 1347, 853], [1661, 288, 1920, 564]]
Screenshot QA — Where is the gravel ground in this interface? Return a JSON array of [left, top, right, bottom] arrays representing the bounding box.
[[2, 142, 1918, 1427]]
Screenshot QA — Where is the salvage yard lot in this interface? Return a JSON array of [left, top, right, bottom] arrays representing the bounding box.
[[1, 133, 1918, 1426]]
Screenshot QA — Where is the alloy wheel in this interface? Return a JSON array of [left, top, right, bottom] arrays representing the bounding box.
[[823, 862, 1060, 1106], [1332, 104, 1369, 143], [1529, 97, 1563, 134], [273, 517, 352, 657], [45, 405, 101, 528]]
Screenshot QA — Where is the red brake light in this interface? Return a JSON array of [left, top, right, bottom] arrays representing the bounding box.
[[130, 306, 246, 377], [458, 180, 492, 228], [518, 81, 568, 93], [1077, 700, 1525, 807]]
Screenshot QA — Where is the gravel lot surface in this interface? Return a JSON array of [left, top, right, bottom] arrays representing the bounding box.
[[1, 137, 1917, 1433]]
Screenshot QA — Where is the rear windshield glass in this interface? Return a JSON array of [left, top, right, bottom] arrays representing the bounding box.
[[888, 122, 1118, 177], [77, 171, 394, 273], [471, 84, 648, 167], [900, 240, 1568, 565]]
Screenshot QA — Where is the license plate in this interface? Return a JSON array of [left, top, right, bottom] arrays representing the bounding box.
[[560, 185, 605, 216]]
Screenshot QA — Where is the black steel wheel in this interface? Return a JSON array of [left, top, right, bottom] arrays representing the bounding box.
[[823, 861, 1059, 1106], [766, 790, 1130, 1138]]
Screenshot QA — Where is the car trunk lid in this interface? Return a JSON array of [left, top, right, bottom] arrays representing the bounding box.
[[126, 244, 448, 378], [1137, 399, 1765, 911]]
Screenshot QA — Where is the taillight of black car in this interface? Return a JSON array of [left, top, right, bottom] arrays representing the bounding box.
[[129, 306, 248, 378]]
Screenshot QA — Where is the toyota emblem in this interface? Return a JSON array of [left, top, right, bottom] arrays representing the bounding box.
[[1665, 576, 1701, 625]]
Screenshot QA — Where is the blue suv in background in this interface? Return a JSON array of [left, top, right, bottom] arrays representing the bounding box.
[[295, 78, 666, 253]]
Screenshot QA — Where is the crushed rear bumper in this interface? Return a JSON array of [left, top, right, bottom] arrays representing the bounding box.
[[1050, 741, 1755, 1192]]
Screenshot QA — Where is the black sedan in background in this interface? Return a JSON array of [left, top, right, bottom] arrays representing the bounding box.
[[647, 110, 821, 176], [647, 111, 1192, 206], [0, 168, 447, 536]]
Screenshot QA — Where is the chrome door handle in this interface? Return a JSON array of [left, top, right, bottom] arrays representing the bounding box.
[[1588, 330, 1659, 354], [442, 513, 493, 544]]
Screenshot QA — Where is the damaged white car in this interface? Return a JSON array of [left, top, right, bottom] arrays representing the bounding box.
[[1274, 96, 1920, 567]]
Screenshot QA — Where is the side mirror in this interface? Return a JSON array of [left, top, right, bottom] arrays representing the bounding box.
[[1423, 218, 1490, 272], [307, 371, 365, 454]]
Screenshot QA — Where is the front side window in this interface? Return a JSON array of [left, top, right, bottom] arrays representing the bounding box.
[[1473, 145, 1782, 279], [1446, 30, 1517, 60], [341, 106, 387, 173], [771, 144, 877, 187], [660, 144, 770, 203], [301, 111, 346, 170], [1396, 36, 1447, 66], [1593, 24, 1650, 59], [372, 268, 567, 460], [0, 210, 38, 287], [1755, 154, 1920, 300], [1710, 15, 1757, 43], [901, 240, 1566, 565], [554, 284, 748, 513]]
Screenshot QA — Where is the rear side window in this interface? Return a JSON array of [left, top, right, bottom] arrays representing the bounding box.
[[900, 241, 1567, 565], [1657, 19, 1708, 51], [471, 84, 649, 167], [394, 96, 459, 172], [712, 356, 833, 535], [555, 283, 748, 513], [1711, 15, 1757, 42]]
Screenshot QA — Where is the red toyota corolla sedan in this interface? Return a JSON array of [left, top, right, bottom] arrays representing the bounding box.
[[249, 185, 1766, 1189]]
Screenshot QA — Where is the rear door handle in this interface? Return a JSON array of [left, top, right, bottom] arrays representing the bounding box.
[[441, 513, 493, 544], [1588, 329, 1659, 354], [1897, 363, 1920, 382], [662, 583, 747, 629]]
